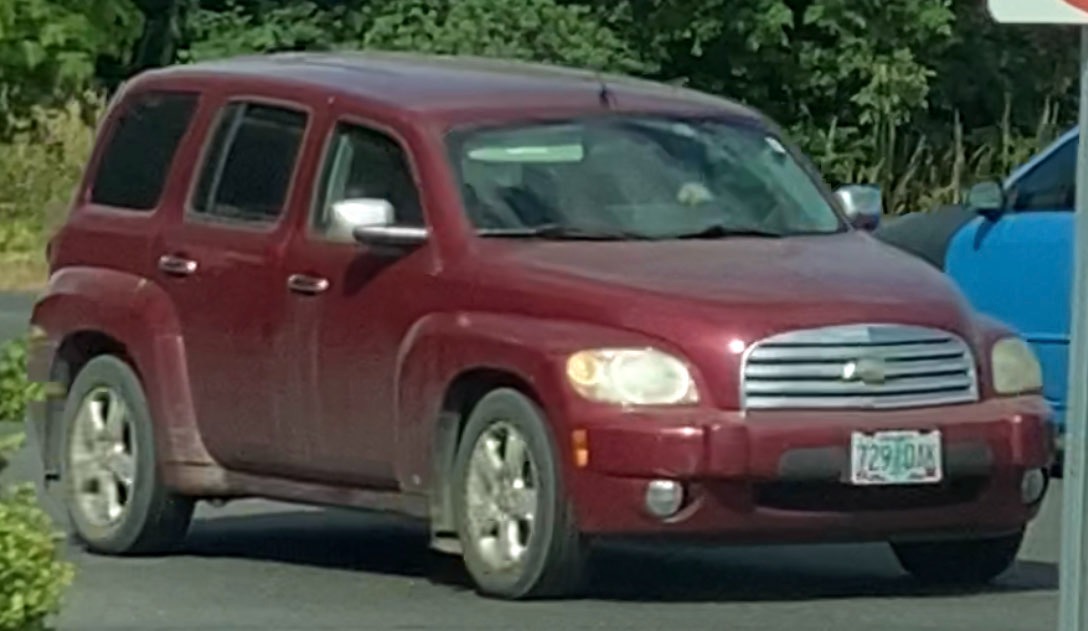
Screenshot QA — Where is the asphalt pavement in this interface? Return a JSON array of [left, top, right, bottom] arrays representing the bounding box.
[[0, 293, 1064, 631]]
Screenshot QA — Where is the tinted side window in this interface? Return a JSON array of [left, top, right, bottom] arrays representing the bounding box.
[[90, 91, 199, 210], [192, 102, 308, 223], [313, 122, 424, 238], [1009, 138, 1077, 212]]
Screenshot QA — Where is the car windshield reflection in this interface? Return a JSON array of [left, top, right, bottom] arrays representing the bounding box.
[[447, 116, 846, 240]]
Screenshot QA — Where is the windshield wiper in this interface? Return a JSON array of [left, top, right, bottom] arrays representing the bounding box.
[[667, 224, 786, 239], [478, 224, 645, 241]]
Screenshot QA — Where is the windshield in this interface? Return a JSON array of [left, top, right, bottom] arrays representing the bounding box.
[[446, 115, 845, 240]]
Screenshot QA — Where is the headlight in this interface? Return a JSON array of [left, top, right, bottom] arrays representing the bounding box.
[[991, 337, 1043, 395], [565, 348, 698, 406]]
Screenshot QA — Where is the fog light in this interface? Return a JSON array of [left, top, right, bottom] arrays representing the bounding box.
[[1021, 468, 1047, 505], [645, 479, 684, 518]]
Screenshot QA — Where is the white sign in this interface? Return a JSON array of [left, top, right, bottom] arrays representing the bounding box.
[[989, 0, 1088, 23]]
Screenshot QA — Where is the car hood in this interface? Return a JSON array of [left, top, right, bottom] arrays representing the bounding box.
[[486, 231, 977, 339]]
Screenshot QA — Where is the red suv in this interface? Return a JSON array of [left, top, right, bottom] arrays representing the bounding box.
[[26, 52, 1053, 599]]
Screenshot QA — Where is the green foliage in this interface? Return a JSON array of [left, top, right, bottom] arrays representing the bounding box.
[[0, 95, 101, 263], [0, 0, 142, 133], [0, 435, 74, 631], [585, 0, 965, 212], [360, 0, 650, 73], [179, 0, 348, 63], [0, 339, 44, 424], [180, 0, 649, 73]]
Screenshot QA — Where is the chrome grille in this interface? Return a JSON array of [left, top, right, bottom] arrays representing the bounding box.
[[741, 324, 979, 410]]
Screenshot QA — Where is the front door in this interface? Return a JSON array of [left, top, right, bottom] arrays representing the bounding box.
[[155, 98, 313, 473], [945, 135, 1076, 427], [277, 115, 434, 487]]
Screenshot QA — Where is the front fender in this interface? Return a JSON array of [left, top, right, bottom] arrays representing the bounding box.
[[393, 311, 665, 494], [29, 267, 215, 477]]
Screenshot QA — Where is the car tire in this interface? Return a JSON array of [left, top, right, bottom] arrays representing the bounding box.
[[452, 388, 586, 600], [891, 530, 1024, 585], [59, 355, 194, 555]]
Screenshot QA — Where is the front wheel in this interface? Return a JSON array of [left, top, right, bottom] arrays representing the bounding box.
[[452, 388, 586, 599], [891, 530, 1024, 586]]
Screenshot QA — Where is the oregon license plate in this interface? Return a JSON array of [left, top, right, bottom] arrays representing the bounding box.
[[849, 430, 942, 485]]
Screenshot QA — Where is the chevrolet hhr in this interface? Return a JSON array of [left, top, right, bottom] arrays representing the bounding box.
[[25, 52, 1053, 599]]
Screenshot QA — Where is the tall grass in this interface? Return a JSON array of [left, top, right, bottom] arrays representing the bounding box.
[[810, 94, 1066, 215], [0, 94, 102, 272]]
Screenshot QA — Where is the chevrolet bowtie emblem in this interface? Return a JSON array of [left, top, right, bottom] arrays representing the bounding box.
[[843, 357, 887, 385]]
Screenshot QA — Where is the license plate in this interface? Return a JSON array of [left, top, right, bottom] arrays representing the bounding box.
[[849, 430, 942, 485]]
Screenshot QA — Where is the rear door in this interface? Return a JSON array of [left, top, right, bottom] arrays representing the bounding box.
[[945, 133, 1076, 426], [34, 89, 201, 480], [154, 94, 316, 474]]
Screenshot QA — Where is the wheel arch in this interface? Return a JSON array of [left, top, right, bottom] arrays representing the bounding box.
[[394, 312, 656, 546], [429, 367, 543, 540], [28, 266, 215, 484], [34, 328, 136, 482]]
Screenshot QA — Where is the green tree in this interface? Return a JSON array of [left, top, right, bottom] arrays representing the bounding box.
[[583, 0, 960, 206], [0, 0, 142, 131], [359, 0, 650, 73], [177, 0, 649, 73], [179, 0, 350, 63], [929, 1, 1076, 148]]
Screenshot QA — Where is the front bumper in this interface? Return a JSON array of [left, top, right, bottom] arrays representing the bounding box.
[[567, 396, 1053, 542]]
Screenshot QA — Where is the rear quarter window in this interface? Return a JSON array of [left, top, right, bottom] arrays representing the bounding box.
[[90, 91, 200, 211]]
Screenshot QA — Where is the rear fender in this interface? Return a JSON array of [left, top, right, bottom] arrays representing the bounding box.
[[28, 267, 214, 479]]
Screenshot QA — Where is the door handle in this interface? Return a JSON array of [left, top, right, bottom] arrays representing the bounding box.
[[158, 254, 198, 276], [287, 274, 330, 295]]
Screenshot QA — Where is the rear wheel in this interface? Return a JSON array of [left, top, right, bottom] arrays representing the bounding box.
[[452, 388, 586, 599], [60, 355, 194, 555], [891, 530, 1024, 586]]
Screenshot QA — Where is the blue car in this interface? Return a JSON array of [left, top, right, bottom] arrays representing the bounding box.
[[875, 128, 1077, 457]]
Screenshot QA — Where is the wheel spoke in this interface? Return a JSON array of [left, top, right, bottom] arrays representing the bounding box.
[[101, 472, 124, 522], [483, 435, 505, 475], [499, 516, 526, 564], [509, 486, 537, 521], [87, 396, 109, 437], [476, 533, 502, 568], [104, 393, 128, 443], [105, 452, 136, 489], [469, 442, 500, 494], [470, 502, 501, 537], [85, 473, 115, 524], [503, 431, 528, 478], [70, 453, 101, 483]]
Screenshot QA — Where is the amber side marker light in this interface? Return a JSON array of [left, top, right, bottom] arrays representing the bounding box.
[[572, 429, 589, 468]]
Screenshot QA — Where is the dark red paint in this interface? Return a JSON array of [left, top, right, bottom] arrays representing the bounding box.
[[27, 53, 1052, 543], [1065, 0, 1088, 13]]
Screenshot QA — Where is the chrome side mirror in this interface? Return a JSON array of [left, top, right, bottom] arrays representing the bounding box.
[[329, 198, 428, 249], [965, 181, 1006, 221], [329, 198, 394, 241], [835, 184, 884, 231]]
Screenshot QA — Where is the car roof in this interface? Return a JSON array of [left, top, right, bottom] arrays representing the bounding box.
[[1005, 126, 1078, 189], [137, 51, 763, 123]]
